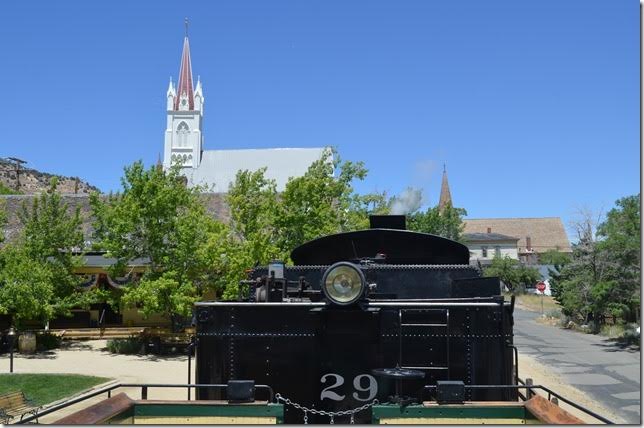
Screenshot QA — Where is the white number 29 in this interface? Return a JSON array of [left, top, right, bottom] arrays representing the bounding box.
[[352, 374, 378, 401], [320, 373, 377, 402]]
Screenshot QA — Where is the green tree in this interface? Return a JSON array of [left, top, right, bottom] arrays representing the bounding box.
[[553, 198, 640, 329], [17, 178, 98, 318], [539, 249, 571, 266], [0, 245, 54, 327], [596, 194, 640, 322], [407, 202, 467, 242], [275, 148, 371, 253], [551, 210, 608, 330], [216, 168, 283, 300], [226, 168, 283, 263], [91, 162, 222, 329], [484, 255, 541, 293]]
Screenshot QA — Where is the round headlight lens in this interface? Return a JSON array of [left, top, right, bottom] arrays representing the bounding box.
[[322, 262, 366, 305]]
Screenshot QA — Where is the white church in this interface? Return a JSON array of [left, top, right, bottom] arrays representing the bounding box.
[[163, 31, 327, 192]]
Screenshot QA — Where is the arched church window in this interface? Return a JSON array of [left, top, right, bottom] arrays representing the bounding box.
[[176, 122, 189, 147]]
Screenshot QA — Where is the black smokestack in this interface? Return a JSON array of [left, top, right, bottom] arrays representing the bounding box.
[[369, 215, 406, 230]]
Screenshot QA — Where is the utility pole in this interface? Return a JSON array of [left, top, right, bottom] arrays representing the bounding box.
[[5, 157, 26, 192]]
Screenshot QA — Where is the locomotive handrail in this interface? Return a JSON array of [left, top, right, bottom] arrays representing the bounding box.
[[421, 384, 613, 424], [16, 383, 275, 425]]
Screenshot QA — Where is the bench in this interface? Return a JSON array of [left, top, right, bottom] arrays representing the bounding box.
[[0, 391, 40, 423], [142, 327, 193, 354]]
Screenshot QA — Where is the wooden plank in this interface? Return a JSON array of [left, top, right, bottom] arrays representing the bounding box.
[[54, 393, 134, 424], [379, 417, 528, 424], [524, 395, 585, 424], [133, 416, 276, 424]]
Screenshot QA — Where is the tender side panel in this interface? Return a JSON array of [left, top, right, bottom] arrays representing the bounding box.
[[196, 302, 514, 424]]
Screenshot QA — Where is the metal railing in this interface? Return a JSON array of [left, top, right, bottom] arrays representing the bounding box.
[[16, 383, 274, 425], [16, 380, 612, 425], [421, 384, 613, 424]]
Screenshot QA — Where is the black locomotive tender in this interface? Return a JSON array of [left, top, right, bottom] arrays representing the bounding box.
[[194, 215, 516, 424]]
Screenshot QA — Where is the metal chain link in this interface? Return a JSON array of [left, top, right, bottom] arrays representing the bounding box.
[[275, 393, 379, 424]]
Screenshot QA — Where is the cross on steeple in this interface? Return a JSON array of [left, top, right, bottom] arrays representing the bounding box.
[[185, 17, 189, 37]]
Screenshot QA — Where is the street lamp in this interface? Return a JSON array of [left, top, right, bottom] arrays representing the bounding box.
[[7, 327, 16, 373]]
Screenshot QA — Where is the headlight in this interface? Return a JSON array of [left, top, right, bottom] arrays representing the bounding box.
[[321, 262, 366, 305]]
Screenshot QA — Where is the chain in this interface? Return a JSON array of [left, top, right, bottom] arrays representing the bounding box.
[[275, 393, 378, 424]]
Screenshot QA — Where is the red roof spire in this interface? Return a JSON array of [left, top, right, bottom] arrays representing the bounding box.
[[438, 163, 453, 213], [174, 20, 194, 110]]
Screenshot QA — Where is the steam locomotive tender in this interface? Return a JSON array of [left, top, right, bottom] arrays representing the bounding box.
[[194, 215, 516, 424]]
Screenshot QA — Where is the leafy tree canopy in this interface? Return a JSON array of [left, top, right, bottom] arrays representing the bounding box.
[[91, 162, 223, 327], [552, 195, 640, 329], [407, 202, 467, 242], [483, 255, 541, 293], [15, 178, 98, 319], [539, 250, 571, 266], [0, 245, 54, 327]]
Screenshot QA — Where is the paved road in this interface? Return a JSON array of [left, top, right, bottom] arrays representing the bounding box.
[[513, 308, 641, 424]]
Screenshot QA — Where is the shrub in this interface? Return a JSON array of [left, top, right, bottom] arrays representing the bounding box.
[[545, 309, 562, 319], [36, 332, 61, 351], [106, 336, 143, 354], [599, 323, 626, 338]]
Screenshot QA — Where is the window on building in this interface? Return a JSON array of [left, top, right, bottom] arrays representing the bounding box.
[[176, 122, 189, 147], [495, 246, 501, 258], [481, 246, 488, 258]]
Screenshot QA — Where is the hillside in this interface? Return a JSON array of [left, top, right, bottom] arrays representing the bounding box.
[[0, 193, 230, 244], [0, 159, 99, 195]]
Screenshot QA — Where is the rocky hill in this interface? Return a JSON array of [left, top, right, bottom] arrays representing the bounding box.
[[0, 160, 231, 243], [0, 159, 99, 195], [0, 193, 230, 244]]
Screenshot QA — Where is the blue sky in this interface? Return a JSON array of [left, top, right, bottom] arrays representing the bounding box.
[[1, 0, 639, 232]]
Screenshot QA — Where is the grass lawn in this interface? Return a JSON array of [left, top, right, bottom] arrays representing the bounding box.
[[511, 293, 561, 314], [0, 374, 111, 406]]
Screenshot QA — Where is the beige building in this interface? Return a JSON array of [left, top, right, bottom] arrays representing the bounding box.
[[463, 218, 572, 264]]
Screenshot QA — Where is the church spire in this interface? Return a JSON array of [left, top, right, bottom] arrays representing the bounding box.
[[438, 163, 453, 213], [174, 19, 195, 111]]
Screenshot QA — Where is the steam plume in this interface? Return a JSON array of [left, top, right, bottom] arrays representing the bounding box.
[[390, 187, 422, 215]]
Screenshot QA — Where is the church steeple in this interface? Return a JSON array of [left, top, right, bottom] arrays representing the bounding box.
[[438, 163, 453, 213], [163, 20, 204, 176], [174, 19, 195, 111]]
